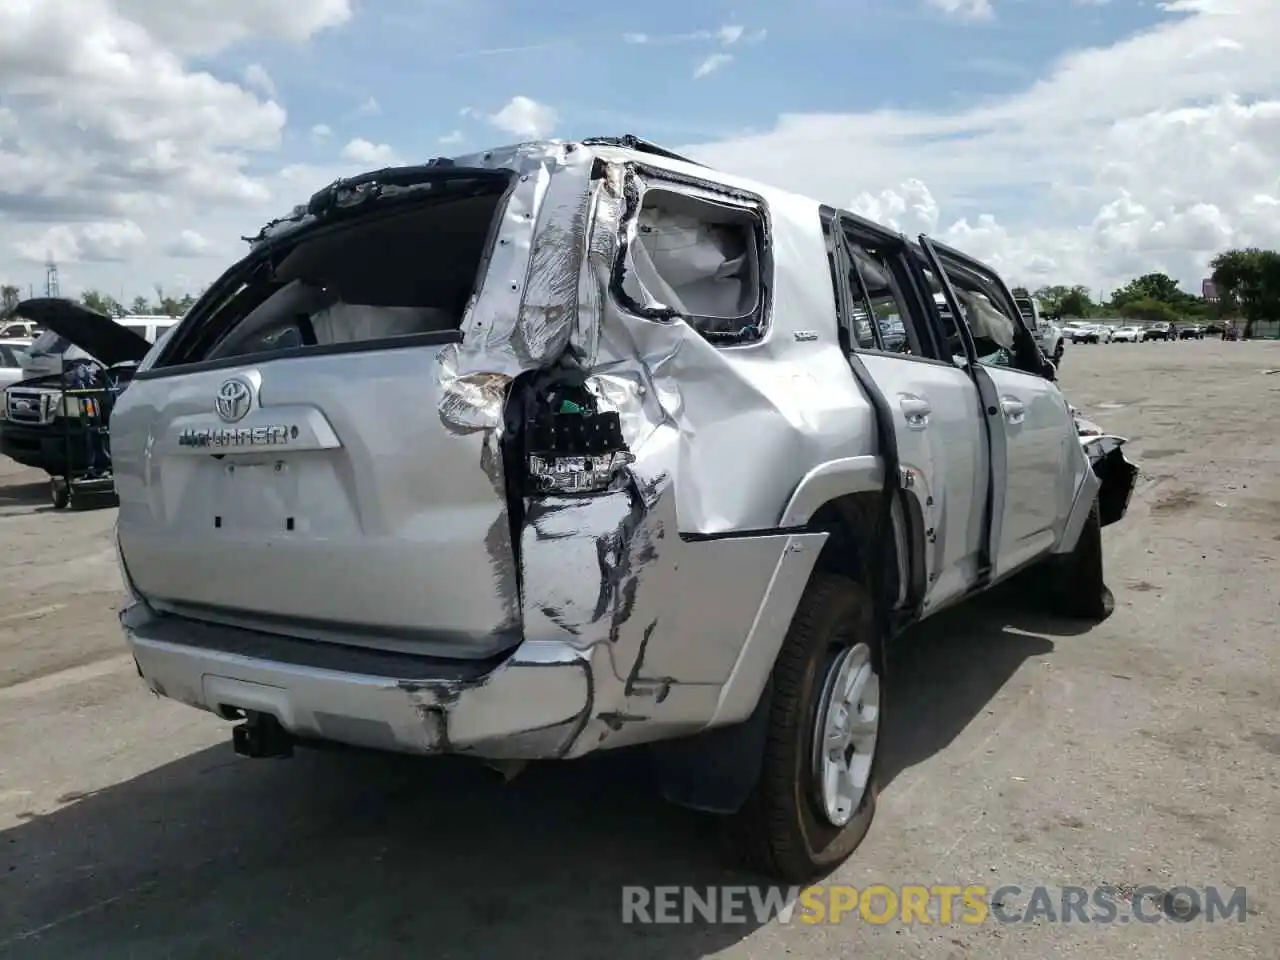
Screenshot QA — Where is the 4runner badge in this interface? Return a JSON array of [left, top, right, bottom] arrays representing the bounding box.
[[214, 378, 252, 423], [178, 425, 298, 448]]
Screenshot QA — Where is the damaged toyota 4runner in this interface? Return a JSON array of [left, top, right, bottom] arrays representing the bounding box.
[[111, 136, 1139, 881]]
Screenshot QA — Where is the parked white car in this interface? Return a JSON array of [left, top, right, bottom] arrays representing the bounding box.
[[0, 320, 40, 340], [0, 339, 31, 390], [1061, 321, 1099, 344], [1111, 326, 1142, 343]]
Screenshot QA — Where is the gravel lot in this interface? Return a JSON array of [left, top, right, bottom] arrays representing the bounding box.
[[0, 340, 1277, 959]]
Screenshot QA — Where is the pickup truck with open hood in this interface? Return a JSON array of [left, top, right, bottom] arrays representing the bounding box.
[[0, 300, 155, 475], [106, 136, 1139, 881]]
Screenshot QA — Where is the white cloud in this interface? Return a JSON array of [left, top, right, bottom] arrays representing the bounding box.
[[487, 96, 558, 138], [355, 96, 381, 116], [694, 53, 734, 78], [310, 123, 332, 141], [681, 0, 1280, 292], [928, 0, 996, 19], [111, 0, 350, 56], [622, 25, 765, 46], [243, 63, 277, 99], [340, 137, 399, 165], [162, 229, 217, 257], [0, 0, 349, 294], [717, 24, 745, 45], [14, 221, 146, 264], [439, 130, 466, 146]]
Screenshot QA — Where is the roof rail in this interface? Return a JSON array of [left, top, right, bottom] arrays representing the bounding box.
[[580, 134, 707, 168]]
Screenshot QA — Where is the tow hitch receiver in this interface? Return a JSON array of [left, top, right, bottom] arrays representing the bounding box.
[[232, 711, 294, 759]]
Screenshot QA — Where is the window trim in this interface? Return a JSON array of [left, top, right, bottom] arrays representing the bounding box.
[[917, 237, 1048, 377], [824, 208, 948, 364]]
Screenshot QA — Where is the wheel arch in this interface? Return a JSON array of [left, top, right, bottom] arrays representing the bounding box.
[[648, 483, 927, 817]]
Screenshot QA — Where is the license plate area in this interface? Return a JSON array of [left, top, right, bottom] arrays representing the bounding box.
[[211, 457, 300, 533]]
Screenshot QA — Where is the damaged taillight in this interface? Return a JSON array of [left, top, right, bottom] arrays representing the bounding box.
[[523, 388, 634, 495]]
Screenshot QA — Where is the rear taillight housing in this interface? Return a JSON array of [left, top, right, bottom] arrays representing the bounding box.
[[521, 388, 633, 495]]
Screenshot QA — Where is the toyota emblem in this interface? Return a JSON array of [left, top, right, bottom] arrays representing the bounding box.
[[214, 378, 252, 423]]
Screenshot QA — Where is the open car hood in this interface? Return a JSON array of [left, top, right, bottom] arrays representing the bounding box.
[[10, 298, 152, 367]]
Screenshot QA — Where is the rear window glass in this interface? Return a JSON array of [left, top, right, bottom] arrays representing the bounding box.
[[160, 175, 514, 367], [124, 325, 147, 339]]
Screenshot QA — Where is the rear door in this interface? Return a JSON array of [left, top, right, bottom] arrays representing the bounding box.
[[827, 214, 991, 612], [112, 167, 531, 660], [920, 236, 1087, 579]]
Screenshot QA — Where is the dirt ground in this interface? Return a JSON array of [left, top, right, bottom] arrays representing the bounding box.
[[0, 340, 1276, 959]]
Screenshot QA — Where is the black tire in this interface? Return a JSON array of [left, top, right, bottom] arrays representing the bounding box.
[[1054, 343, 1064, 363], [1047, 500, 1114, 621], [50, 478, 69, 510], [727, 574, 883, 882]]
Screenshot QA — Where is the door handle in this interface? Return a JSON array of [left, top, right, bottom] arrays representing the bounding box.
[[1000, 396, 1025, 424], [898, 393, 932, 428]]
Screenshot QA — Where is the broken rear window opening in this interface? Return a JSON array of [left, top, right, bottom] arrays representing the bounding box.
[[153, 172, 515, 369], [614, 186, 768, 346]]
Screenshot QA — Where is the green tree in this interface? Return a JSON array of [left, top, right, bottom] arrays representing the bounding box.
[[1109, 272, 1189, 308], [130, 295, 151, 315], [80, 290, 122, 316], [1057, 286, 1095, 318], [1210, 247, 1280, 338], [1010, 286, 1030, 299], [1119, 298, 1179, 325], [153, 284, 186, 317], [0, 284, 20, 314], [1031, 284, 1096, 318]]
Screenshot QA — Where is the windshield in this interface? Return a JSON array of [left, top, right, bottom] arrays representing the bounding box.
[[28, 329, 70, 355], [25, 329, 90, 361]]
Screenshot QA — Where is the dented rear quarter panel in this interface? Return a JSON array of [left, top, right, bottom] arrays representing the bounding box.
[[434, 142, 880, 747]]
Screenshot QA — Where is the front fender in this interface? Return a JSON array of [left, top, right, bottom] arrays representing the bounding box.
[[1081, 435, 1139, 527]]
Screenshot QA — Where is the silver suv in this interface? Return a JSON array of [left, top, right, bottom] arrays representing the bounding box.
[[110, 136, 1139, 881]]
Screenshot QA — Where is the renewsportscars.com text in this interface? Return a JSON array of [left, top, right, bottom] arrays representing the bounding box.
[[621, 884, 1248, 925]]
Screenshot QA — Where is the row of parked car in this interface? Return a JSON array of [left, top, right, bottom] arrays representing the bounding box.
[[1059, 319, 1213, 344]]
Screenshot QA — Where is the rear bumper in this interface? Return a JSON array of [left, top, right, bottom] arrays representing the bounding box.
[[121, 521, 826, 762], [122, 601, 598, 760]]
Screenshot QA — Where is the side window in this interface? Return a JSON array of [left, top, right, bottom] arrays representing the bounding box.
[[124, 325, 147, 339], [618, 187, 766, 345], [933, 261, 1041, 374]]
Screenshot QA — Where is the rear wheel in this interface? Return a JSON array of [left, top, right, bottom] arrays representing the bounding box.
[[727, 575, 884, 882]]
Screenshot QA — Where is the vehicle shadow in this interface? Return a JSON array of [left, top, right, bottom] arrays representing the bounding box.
[[0, 589, 1083, 959], [0, 480, 46, 506], [878, 586, 1070, 787]]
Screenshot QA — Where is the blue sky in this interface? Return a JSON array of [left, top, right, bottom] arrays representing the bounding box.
[[223, 0, 1170, 170], [0, 0, 1275, 299]]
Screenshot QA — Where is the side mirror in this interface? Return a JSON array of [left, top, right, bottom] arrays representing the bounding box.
[[1040, 355, 1057, 381]]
